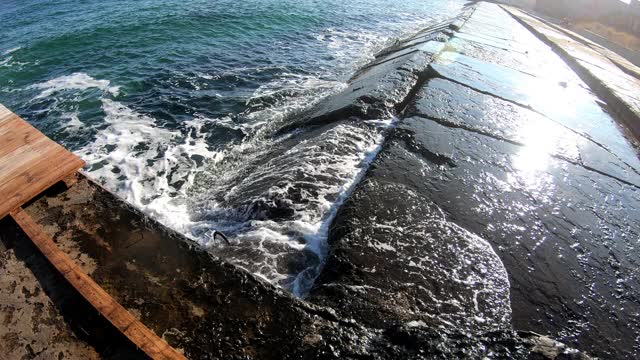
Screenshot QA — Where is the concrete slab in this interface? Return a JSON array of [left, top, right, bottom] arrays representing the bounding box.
[[315, 2, 640, 358], [0, 230, 101, 359], [430, 51, 640, 174], [406, 78, 640, 188], [387, 115, 640, 358]]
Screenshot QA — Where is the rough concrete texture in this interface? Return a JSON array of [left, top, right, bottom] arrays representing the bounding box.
[[0, 213, 148, 359], [0, 233, 99, 360]]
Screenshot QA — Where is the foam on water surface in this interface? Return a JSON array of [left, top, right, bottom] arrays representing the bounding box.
[[25, 69, 396, 294], [190, 117, 399, 295], [2, 47, 21, 56], [30, 73, 120, 99], [2, 0, 468, 295]]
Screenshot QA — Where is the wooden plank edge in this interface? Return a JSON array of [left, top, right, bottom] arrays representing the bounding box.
[[0, 161, 85, 220], [9, 207, 188, 360]]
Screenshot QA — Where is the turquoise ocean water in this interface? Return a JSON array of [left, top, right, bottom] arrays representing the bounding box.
[[1, 0, 464, 293]]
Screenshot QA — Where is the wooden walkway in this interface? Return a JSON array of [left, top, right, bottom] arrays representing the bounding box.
[[0, 105, 187, 360], [0, 104, 85, 218]]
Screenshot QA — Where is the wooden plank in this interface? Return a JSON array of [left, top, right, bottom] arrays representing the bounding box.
[[0, 142, 73, 182], [0, 146, 84, 218], [0, 116, 39, 158], [0, 106, 86, 219], [0, 136, 57, 176], [0, 153, 85, 214], [10, 208, 188, 360], [0, 104, 14, 123]]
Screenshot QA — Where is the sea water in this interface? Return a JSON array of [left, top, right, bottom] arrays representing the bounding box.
[[0, 0, 465, 294]]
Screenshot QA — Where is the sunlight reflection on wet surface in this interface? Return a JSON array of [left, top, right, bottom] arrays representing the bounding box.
[[505, 79, 587, 192], [511, 121, 554, 173], [405, 5, 640, 357]]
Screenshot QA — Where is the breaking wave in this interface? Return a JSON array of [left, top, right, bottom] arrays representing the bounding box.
[[22, 6, 461, 294], [26, 70, 385, 294]]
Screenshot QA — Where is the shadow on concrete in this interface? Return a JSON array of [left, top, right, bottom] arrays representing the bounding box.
[[0, 215, 149, 360]]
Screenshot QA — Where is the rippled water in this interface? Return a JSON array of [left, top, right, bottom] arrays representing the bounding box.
[[0, 0, 465, 293]]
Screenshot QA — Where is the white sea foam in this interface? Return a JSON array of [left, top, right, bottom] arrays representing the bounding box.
[[2, 47, 21, 56], [79, 98, 217, 232], [0, 57, 12, 67], [0, 47, 20, 67], [62, 112, 85, 129], [187, 116, 398, 295], [25, 12, 447, 296], [30, 72, 120, 99], [0, 55, 31, 69], [29, 73, 218, 233], [286, 118, 398, 294]]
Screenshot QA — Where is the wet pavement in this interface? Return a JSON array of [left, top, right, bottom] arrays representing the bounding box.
[[312, 2, 640, 359], [0, 174, 583, 359]]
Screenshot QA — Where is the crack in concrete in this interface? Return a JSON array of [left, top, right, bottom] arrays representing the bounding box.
[[448, 37, 553, 80], [393, 126, 457, 167], [426, 68, 640, 175], [405, 112, 640, 189]]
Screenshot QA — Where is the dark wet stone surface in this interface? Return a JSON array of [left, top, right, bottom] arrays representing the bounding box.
[[289, 42, 436, 127], [317, 103, 638, 357], [309, 179, 512, 333], [314, 3, 640, 359], [276, 10, 474, 134], [390, 115, 640, 358], [0, 174, 579, 359], [405, 78, 640, 188], [430, 51, 640, 170], [308, 177, 510, 334]]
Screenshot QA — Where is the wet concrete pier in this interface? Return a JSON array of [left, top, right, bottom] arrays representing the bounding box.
[[2, 1, 639, 359], [311, 3, 640, 358]]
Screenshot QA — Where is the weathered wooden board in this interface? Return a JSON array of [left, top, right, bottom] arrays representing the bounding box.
[[0, 104, 85, 219], [1, 103, 187, 359], [11, 207, 188, 360]]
